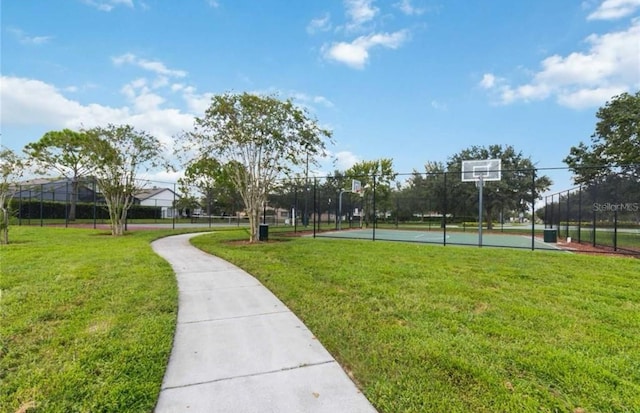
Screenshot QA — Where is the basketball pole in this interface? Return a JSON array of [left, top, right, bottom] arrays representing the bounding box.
[[478, 176, 483, 247]]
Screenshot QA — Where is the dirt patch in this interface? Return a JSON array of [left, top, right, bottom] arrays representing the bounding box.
[[556, 239, 639, 258]]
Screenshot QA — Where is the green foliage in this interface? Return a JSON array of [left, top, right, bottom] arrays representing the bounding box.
[[343, 159, 397, 223], [178, 158, 242, 216], [446, 145, 552, 229], [23, 129, 95, 178], [23, 129, 97, 221], [0, 147, 28, 244], [83, 124, 166, 236], [182, 93, 332, 242], [344, 158, 397, 189], [565, 91, 640, 183], [9, 199, 163, 221], [193, 232, 640, 413], [399, 162, 448, 222]]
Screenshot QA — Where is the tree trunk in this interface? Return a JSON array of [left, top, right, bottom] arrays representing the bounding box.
[[1, 208, 8, 245], [485, 207, 494, 230], [105, 195, 126, 236], [248, 211, 258, 242], [69, 178, 79, 221]]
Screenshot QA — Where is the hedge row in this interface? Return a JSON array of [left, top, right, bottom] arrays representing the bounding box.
[[9, 200, 162, 220]]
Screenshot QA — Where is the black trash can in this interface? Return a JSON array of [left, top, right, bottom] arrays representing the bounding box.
[[543, 229, 557, 243], [259, 224, 269, 241]]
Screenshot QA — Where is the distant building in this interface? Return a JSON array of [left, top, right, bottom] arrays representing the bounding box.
[[13, 179, 179, 218], [12, 178, 99, 202], [133, 187, 178, 218]]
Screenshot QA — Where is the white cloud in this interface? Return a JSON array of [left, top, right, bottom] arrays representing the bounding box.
[[479, 73, 497, 89], [430, 100, 447, 110], [345, 0, 379, 30], [556, 86, 628, 108], [112, 53, 187, 78], [485, 19, 640, 108], [334, 150, 360, 170], [313, 96, 335, 108], [207, 0, 220, 8], [82, 0, 134, 12], [0, 75, 192, 149], [0, 76, 128, 127], [322, 30, 409, 69], [395, 0, 425, 15], [7, 28, 52, 45], [307, 13, 332, 34], [181, 87, 215, 115], [587, 0, 640, 20], [289, 92, 335, 110]]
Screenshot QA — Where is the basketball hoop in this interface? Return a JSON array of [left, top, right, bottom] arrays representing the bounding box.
[[461, 160, 502, 247], [351, 179, 362, 194], [461, 159, 501, 183]]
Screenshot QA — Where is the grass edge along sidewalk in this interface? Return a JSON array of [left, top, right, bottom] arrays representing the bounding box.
[[1, 226, 639, 412], [192, 231, 640, 413], [0, 227, 193, 413]]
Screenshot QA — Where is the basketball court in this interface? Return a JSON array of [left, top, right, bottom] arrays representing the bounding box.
[[315, 228, 562, 251], [316, 159, 564, 251]]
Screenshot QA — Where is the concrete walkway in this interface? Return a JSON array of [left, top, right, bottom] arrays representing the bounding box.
[[151, 233, 378, 412]]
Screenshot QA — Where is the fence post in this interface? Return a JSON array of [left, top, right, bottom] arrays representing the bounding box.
[[613, 178, 619, 251], [614, 209, 618, 251], [395, 193, 399, 229], [372, 175, 377, 241], [28, 187, 32, 225], [549, 194, 555, 229], [65, 180, 69, 228], [544, 196, 548, 229], [443, 172, 447, 246], [313, 178, 317, 238], [565, 190, 570, 239], [294, 184, 298, 233], [40, 183, 44, 227], [577, 185, 582, 243], [531, 169, 536, 251], [592, 196, 597, 248]]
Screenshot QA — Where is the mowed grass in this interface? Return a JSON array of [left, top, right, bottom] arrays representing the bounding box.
[[191, 231, 640, 413], [2, 226, 639, 412], [0, 227, 190, 412]]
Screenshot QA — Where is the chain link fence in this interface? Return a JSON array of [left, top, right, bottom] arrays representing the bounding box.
[[543, 171, 640, 255], [10, 177, 181, 228], [11, 167, 639, 255]]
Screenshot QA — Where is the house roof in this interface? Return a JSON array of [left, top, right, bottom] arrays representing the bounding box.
[[134, 187, 177, 201], [18, 177, 64, 186]]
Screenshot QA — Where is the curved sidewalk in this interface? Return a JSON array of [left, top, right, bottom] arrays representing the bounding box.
[[152, 233, 377, 412]]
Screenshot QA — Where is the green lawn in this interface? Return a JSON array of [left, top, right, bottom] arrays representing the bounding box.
[[192, 230, 640, 413], [0, 227, 193, 413], [2, 227, 639, 412]]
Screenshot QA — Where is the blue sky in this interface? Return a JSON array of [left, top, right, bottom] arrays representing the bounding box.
[[1, 0, 639, 192]]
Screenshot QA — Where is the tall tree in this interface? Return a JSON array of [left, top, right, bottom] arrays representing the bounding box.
[[23, 129, 94, 220], [403, 161, 447, 224], [447, 145, 552, 229], [178, 158, 241, 216], [0, 147, 29, 244], [181, 93, 331, 242], [564, 91, 640, 183], [344, 158, 397, 225], [84, 124, 166, 236]]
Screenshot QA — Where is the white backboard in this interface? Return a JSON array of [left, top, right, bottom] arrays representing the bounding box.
[[352, 179, 362, 193], [461, 159, 502, 182]]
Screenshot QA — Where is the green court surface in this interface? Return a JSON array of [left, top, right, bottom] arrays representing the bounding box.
[[315, 228, 562, 251]]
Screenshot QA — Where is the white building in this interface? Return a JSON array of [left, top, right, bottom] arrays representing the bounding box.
[[134, 187, 178, 218]]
